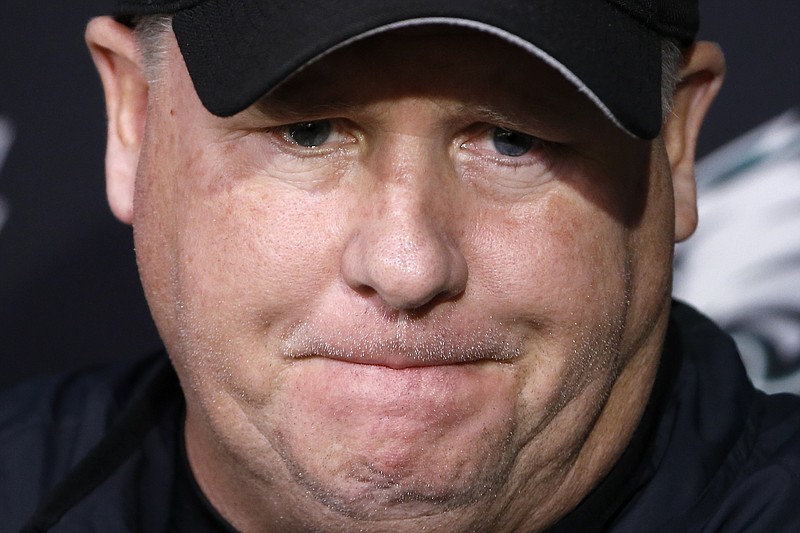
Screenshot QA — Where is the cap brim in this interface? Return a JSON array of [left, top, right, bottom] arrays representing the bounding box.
[[172, 0, 662, 139]]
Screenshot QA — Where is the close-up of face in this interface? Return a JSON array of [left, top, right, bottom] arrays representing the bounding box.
[[89, 19, 714, 532]]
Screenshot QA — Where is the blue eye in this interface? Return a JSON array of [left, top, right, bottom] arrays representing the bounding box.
[[285, 120, 332, 147], [492, 127, 535, 157]]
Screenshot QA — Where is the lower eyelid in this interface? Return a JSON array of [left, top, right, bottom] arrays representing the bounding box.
[[270, 129, 353, 152], [456, 158, 558, 200]]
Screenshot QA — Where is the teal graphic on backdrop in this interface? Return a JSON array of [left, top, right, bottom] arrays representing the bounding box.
[[0, 116, 13, 234]]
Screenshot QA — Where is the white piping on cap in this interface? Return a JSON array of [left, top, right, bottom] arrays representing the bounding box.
[[284, 17, 631, 137]]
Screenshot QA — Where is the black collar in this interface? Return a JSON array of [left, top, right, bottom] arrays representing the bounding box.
[[545, 323, 682, 532]]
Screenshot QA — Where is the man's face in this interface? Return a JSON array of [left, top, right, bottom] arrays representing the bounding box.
[[133, 27, 676, 530]]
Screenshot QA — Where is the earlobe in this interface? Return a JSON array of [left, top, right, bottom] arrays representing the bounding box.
[[662, 41, 725, 242], [86, 17, 149, 225]]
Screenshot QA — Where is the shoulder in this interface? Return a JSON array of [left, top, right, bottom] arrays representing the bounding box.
[[666, 303, 800, 531], [696, 391, 800, 532], [748, 391, 800, 497], [0, 353, 170, 531]]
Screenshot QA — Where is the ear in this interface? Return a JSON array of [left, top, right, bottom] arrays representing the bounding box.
[[662, 41, 725, 242], [86, 17, 149, 225]]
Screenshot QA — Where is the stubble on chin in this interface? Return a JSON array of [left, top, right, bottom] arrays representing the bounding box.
[[268, 422, 519, 523]]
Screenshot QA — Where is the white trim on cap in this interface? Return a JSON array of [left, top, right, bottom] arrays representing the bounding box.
[[285, 17, 630, 137]]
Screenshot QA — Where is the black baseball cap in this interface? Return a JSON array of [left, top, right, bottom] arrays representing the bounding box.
[[113, 0, 699, 140]]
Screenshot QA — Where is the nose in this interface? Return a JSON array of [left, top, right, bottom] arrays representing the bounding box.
[[340, 146, 468, 311]]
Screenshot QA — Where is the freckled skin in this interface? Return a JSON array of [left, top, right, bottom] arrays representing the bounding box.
[[128, 28, 676, 532]]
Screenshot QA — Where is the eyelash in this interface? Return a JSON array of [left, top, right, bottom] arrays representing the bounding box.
[[266, 120, 357, 158], [266, 119, 561, 182], [460, 125, 561, 174]]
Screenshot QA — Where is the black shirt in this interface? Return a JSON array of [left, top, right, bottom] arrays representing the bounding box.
[[5, 302, 800, 532]]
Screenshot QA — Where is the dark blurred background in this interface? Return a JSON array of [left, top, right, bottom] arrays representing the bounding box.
[[1, 1, 798, 388], [0, 1, 161, 387]]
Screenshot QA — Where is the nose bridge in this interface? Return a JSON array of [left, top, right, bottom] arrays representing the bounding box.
[[340, 130, 468, 311]]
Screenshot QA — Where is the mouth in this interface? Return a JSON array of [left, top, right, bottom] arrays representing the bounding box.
[[282, 322, 522, 369]]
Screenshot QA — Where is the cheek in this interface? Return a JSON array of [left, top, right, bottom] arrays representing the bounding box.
[[471, 191, 631, 327], [179, 191, 345, 344], [186, 191, 329, 297], [468, 192, 633, 423], [134, 133, 348, 382]]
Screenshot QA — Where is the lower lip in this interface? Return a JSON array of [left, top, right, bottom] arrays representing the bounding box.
[[287, 358, 508, 416]]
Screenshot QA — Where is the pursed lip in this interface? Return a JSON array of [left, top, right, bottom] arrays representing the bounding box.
[[283, 330, 522, 369]]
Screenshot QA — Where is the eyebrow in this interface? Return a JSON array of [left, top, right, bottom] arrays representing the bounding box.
[[460, 104, 550, 134], [251, 96, 361, 124], [248, 93, 569, 141]]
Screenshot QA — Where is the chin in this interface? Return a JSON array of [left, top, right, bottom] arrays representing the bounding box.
[[277, 444, 514, 521], [254, 360, 520, 516]]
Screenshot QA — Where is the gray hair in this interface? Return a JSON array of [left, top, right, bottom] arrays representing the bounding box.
[[660, 38, 685, 117], [132, 15, 172, 86], [133, 14, 685, 126]]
